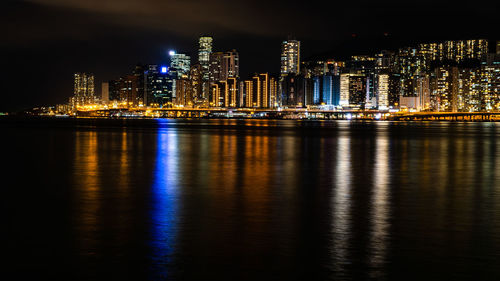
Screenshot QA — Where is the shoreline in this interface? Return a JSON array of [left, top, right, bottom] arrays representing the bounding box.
[[2, 115, 500, 123]]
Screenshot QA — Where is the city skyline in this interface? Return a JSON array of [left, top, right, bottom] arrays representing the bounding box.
[[5, 36, 500, 114], [47, 36, 498, 118], [3, 0, 500, 111]]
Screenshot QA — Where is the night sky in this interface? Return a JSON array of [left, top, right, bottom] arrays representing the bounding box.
[[2, 0, 499, 111]]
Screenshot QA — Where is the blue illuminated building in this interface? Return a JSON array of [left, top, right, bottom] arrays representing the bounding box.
[[145, 64, 174, 106], [322, 75, 333, 105], [313, 76, 321, 104]]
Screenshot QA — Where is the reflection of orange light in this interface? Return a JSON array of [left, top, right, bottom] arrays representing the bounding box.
[[73, 130, 100, 251]]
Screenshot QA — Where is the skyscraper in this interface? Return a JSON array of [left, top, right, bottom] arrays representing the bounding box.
[[431, 66, 459, 112], [377, 74, 389, 110], [198, 36, 213, 81], [144, 64, 172, 106], [281, 39, 300, 75], [242, 73, 277, 108], [339, 73, 367, 107], [119, 75, 139, 107], [169, 52, 191, 79], [189, 64, 205, 107], [101, 82, 109, 103], [72, 73, 96, 107], [209, 50, 239, 82]]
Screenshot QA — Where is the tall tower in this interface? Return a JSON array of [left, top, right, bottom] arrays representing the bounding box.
[[73, 72, 95, 107], [280, 39, 300, 75], [198, 36, 213, 81], [209, 50, 239, 82], [169, 51, 191, 79]]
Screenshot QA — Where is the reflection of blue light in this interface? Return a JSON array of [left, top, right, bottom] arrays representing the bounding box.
[[150, 125, 179, 279], [161, 66, 168, 74]]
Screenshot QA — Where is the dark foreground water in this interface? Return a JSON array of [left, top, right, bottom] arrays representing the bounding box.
[[2, 117, 500, 280]]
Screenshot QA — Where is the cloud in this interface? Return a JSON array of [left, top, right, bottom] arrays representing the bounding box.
[[25, 0, 303, 37]]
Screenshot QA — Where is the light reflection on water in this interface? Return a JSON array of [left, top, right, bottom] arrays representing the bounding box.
[[3, 119, 500, 280], [369, 123, 390, 279], [331, 130, 352, 278], [150, 122, 180, 279]]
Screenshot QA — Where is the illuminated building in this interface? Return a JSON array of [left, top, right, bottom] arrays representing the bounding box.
[[375, 51, 395, 72], [431, 66, 458, 111], [175, 78, 192, 107], [169, 52, 191, 79], [101, 82, 109, 103], [72, 73, 96, 107], [242, 79, 254, 107], [119, 75, 139, 107], [210, 83, 221, 107], [339, 74, 350, 106], [313, 76, 321, 104], [169, 52, 191, 101], [144, 64, 172, 106], [209, 78, 238, 108], [269, 76, 278, 108], [457, 68, 482, 112], [497, 41, 500, 55], [281, 39, 300, 75], [238, 81, 246, 107], [253, 73, 268, 108], [241, 73, 276, 108], [388, 74, 401, 107], [480, 63, 500, 111], [198, 36, 213, 81], [437, 39, 488, 62], [297, 60, 342, 107], [347, 56, 376, 105], [189, 64, 206, 107], [377, 74, 389, 110], [339, 73, 367, 107], [394, 39, 489, 98], [198, 36, 213, 102], [313, 75, 340, 106], [209, 50, 239, 82], [415, 75, 431, 111]]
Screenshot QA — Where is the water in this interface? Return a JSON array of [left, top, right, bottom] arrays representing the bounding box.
[[2, 118, 500, 280]]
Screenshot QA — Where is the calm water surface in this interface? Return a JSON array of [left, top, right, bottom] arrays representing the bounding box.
[[2, 118, 500, 280]]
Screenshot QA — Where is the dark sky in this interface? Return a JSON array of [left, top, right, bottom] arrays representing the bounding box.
[[2, 0, 499, 111]]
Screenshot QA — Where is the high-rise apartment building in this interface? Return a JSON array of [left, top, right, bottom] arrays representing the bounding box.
[[242, 73, 277, 108], [431, 66, 459, 112], [281, 39, 300, 75], [101, 82, 109, 103], [339, 73, 367, 107], [377, 74, 390, 110], [209, 78, 238, 108], [72, 73, 96, 107], [480, 63, 500, 111]]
